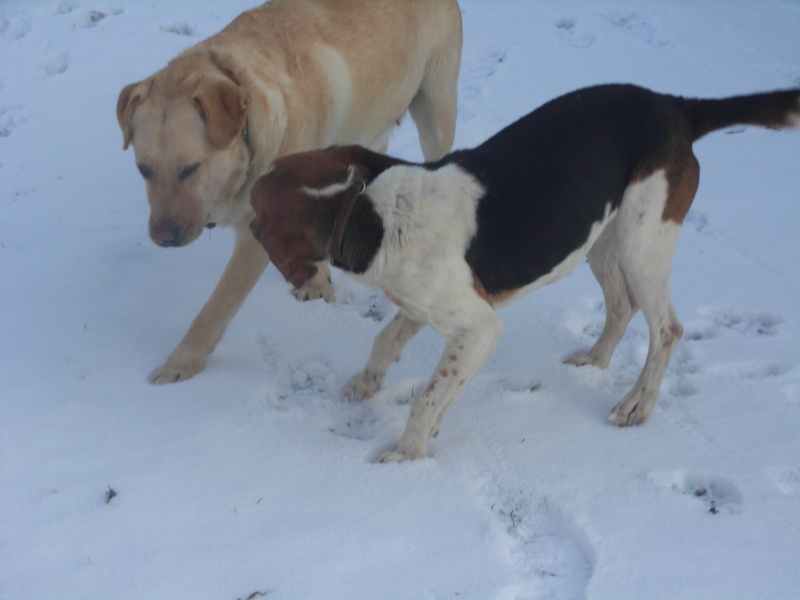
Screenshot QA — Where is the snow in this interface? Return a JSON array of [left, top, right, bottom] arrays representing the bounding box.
[[1, 1, 799, 598]]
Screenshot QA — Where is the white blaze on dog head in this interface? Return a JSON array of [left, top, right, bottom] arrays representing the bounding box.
[[117, 62, 251, 247]]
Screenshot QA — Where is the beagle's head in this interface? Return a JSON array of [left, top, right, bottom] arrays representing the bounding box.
[[249, 146, 372, 289]]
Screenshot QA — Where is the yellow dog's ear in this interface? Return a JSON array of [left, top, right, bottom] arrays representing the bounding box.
[[116, 78, 152, 150], [192, 77, 250, 149]]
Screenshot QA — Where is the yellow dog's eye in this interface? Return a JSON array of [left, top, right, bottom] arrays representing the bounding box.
[[178, 163, 201, 182], [137, 163, 153, 180]]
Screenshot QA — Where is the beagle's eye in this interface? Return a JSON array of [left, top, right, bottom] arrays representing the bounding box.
[[178, 163, 201, 182], [137, 163, 153, 181]]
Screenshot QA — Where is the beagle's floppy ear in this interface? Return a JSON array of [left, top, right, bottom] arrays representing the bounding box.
[[116, 78, 152, 150], [192, 77, 250, 149]]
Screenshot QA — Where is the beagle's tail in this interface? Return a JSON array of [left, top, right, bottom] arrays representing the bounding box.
[[680, 89, 800, 141]]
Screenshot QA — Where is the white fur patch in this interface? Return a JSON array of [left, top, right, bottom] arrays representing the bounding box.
[[301, 165, 359, 198], [789, 98, 800, 128], [355, 163, 485, 320], [614, 169, 680, 271]]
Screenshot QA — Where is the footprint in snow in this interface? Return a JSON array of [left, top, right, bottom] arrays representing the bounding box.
[[664, 342, 700, 398], [648, 470, 742, 515], [684, 209, 713, 236], [555, 17, 596, 48], [255, 345, 388, 442], [289, 360, 337, 394], [265, 361, 387, 442], [72, 7, 124, 29], [160, 23, 196, 37], [685, 308, 783, 342], [51, 2, 78, 15], [766, 466, 800, 498], [477, 476, 593, 598], [461, 45, 509, 104], [604, 10, 672, 49], [0, 15, 32, 42], [330, 277, 392, 322], [0, 105, 29, 138], [41, 52, 71, 77]]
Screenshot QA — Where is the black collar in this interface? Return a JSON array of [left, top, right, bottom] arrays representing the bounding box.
[[329, 179, 366, 269], [242, 118, 252, 167]]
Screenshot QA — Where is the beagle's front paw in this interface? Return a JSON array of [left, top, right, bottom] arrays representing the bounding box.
[[291, 262, 334, 302], [341, 369, 384, 401]]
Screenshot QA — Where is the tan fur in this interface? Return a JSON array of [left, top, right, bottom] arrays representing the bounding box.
[[117, 0, 462, 383]]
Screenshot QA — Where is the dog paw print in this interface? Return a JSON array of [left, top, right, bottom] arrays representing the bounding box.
[[73, 7, 123, 29], [555, 18, 596, 48], [685, 209, 713, 235], [289, 360, 336, 394], [0, 16, 32, 42], [604, 10, 672, 48], [712, 310, 782, 337], [0, 105, 29, 138], [662, 343, 701, 398], [330, 279, 391, 322], [160, 23, 196, 36], [51, 1, 78, 14], [354, 290, 391, 322], [693, 308, 783, 339], [498, 377, 542, 395], [462, 45, 509, 102], [649, 470, 742, 515], [686, 308, 783, 342], [41, 52, 71, 77], [322, 400, 384, 441], [561, 298, 605, 344], [478, 477, 593, 596], [766, 466, 800, 498]]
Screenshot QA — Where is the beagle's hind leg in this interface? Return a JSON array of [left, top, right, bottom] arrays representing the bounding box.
[[606, 165, 696, 425], [566, 220, 638, 369]]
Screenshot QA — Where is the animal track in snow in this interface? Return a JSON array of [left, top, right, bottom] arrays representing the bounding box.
[[51, 1, 78, 15], [160, 23, 196, 37], [648, 470, 742, 515], [0, 105, 28, 138], [708, 360, 792, 380], [766, 466, 800, 498], [497, 377, 542, 395], [462, 45, 509, 103], [479, 477, 593, 598], [713, 310, 782, 337], [0, 16, 32, 42], [256, 337, 389, 442], [72, 7, 124, 29], [291, 360, 388, 442], [665, 343, 700, 398], [329, 277, 392, 322], [355, 290, 391, 322], [555, 18, 596, 48], [688, 308, 783, 340], [604, 10, 672, 48], [289, 360, 335, 394], [684, 209, 713, 236], [41, 52, 71, 77]]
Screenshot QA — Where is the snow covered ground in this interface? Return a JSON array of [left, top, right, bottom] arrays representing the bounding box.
[[2, 1, 799, 598]]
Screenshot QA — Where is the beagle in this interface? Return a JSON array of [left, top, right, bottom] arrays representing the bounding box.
[[250, 84, 800, 461]]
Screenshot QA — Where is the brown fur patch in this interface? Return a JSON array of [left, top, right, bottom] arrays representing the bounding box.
[[472, 271, 497, 306], [662, 151, 700, 224]]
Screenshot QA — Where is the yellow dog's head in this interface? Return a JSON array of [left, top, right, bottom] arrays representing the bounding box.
[[117, 58, 251, 247]]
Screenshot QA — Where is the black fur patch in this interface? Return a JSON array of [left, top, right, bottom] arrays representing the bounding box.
[[339, 196, 385, 274]]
